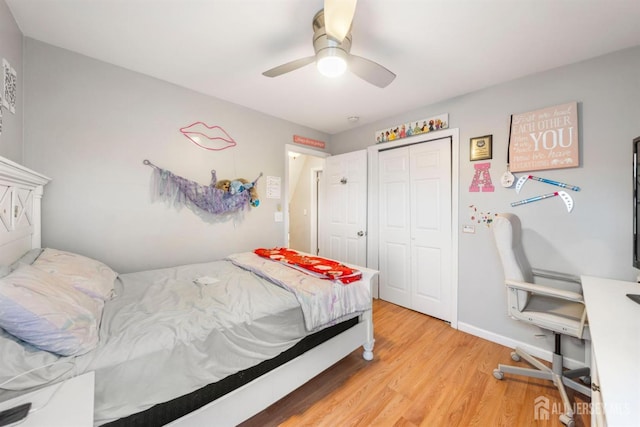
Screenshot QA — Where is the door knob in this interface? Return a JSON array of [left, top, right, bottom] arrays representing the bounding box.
[[357, 231, 366, 237]]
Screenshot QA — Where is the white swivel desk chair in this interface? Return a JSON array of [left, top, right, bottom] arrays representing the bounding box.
[[491, 213, 591, 427]]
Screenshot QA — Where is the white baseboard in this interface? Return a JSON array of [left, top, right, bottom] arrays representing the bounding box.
[[457, 322, 586, 370]]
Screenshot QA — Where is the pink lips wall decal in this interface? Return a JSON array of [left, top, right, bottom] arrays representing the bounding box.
[[179, 122, 238, 151]]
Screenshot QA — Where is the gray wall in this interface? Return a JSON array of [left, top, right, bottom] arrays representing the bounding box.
[[332, 46, 640, 360], [0, 0, 23, 162], [22, 39, 330, 273]]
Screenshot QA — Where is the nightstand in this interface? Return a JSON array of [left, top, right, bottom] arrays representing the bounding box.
[[0, 371, 94, 426]]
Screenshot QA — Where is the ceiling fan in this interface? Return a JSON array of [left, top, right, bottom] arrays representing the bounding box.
[[262, 0, 396, 88]]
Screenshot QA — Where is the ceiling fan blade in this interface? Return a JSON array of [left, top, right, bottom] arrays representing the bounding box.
[[263, 56, 315, 77], [349, 54, 396, 88], [324, 0, 357, 43]]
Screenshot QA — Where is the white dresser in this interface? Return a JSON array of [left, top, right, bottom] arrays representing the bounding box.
[[581, 276, 640, 427]]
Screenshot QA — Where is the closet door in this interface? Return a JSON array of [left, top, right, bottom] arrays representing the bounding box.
[[379, 147, 411, 308], [378, 139, 452, 321], [410, 140, 452, 320]]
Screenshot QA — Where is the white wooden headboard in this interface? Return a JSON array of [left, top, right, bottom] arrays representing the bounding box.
[[0, 156, 51, 265]]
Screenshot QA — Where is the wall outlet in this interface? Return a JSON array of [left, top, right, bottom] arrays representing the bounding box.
[[462, 225, 475, 234]]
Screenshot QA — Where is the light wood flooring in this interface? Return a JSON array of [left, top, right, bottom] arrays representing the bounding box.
[[240, 299, 591, 427]]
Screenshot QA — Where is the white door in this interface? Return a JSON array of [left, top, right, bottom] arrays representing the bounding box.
[[310, 169, 323, 255], [410, 141, 452, 320], [320, 150, 367, 267], [379, 139, 452, 321], [378, 148, 412, 307]]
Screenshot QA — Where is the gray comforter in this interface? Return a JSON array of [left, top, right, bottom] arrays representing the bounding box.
[[1, 259, 308, 424]]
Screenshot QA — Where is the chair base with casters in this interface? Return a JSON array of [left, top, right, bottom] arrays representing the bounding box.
[[493, 334, 591, 427], [490, 213, 591, 427]]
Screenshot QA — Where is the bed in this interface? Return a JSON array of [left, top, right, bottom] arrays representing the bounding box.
[[0, 155, 377, 426]]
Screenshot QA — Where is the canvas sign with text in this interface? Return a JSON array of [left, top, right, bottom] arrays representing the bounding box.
[[509, 102, 579, 172]]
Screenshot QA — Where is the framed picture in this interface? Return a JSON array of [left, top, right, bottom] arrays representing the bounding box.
[[470, 135, 493, 161], [508, 102, 579, 172]]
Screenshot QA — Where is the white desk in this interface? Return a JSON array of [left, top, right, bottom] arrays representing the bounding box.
[[0, 372, 94, 427], [581, 276, 640, 427]]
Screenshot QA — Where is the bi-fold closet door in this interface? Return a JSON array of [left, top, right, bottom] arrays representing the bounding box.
[[378, 138, 452, 321]]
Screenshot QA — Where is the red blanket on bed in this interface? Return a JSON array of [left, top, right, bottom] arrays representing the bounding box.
[[254, 248, 362, 284]]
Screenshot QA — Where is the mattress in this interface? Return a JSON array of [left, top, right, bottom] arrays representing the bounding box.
[[106, 316, 360, 426]]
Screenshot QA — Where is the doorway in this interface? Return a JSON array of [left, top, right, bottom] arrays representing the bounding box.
[[367, 128, 460, 328], [378, 138, 452, 320], [285, 144, 329, 254]]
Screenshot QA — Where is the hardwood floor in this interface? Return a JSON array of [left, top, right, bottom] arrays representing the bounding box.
[[240, 299, 591, 427]]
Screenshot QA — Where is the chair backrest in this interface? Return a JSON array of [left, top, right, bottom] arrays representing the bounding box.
[[492, 213, 533, 311]]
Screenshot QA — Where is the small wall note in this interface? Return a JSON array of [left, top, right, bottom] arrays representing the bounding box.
[[266, 176, 281, 199]]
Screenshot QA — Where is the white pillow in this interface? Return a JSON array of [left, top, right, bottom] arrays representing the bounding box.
[[0, 265, 103, 356], [32, 248, 117, 301], [0, 249, 44, 279]]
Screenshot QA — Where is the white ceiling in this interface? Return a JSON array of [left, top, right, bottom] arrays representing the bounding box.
[[6, 0, 640, 135]]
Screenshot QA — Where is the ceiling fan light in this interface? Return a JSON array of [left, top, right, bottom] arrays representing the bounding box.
[[316, 49, 348, 78]]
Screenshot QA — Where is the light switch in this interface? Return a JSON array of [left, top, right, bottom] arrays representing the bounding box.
[[274, 212, 283, 222], [462, 225, 475, 234]]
